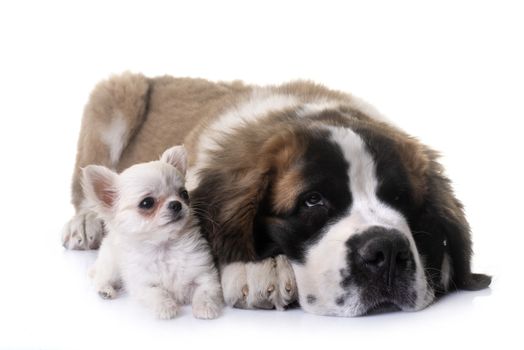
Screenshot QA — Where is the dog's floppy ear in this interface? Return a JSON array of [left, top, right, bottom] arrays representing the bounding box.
[[192, 159, 270, 264], [82, 165, 118, 216], [160, 145, 187, 176], [192, 129, 304, 264], [413, 153, 491, 292]]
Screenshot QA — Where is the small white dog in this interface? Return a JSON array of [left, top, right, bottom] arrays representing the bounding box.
[[83, 145, 223, 319]]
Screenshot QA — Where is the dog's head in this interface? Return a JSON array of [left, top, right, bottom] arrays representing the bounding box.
[[82, 146, 191, 241], [193, 110, 491, 316]]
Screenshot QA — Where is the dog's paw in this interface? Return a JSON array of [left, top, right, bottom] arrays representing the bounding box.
[[97, 285, 117, 299], [155, 298, 179, 320], [192, 299, 222, 320], [221, 255, 297, 310], [62, 210, 105, 250]]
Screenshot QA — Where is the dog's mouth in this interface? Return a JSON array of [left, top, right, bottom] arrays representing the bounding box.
[[163, 212, 186, 226], [362, 301, 401, 316]]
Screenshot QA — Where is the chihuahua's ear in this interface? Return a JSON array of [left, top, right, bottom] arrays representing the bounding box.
[[160, 145, 187, 176], [81, 165, 118, 214]]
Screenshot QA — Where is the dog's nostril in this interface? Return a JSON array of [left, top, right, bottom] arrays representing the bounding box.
[[364, 250, 385, 266], [396, 250, 410, 263], [352, 227, 412, 287], [168, 200, 182, 213]]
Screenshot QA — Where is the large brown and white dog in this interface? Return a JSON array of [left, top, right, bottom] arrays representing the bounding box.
[[62, 72, 491, 316]]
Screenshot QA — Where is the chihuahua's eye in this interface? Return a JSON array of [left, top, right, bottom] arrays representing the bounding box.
[[138, 197, 155, 209], [180, 189, 189, 201]]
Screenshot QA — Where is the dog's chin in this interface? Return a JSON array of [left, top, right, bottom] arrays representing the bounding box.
[[361, 301, 401, 316], [162, 212, 186, 226]]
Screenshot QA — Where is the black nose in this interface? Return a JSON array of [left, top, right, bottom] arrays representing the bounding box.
[[168, 200, 182, 213], [353, 227, 412, 287]]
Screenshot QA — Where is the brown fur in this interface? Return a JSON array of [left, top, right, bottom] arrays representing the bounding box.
[[271, 167, 305, 215], [69, 73, 489, 290], [190, 123, 309, 263], [71, 72, 435, 254], [72, 72, 151, 209], [71, 73, 250, 209]]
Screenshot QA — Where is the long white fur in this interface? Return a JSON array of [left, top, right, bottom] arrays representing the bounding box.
[[220, 256, 297, 311], [100, 113, 128, 169], [186, 89, 300, 191], [85, 146, 223, 319]]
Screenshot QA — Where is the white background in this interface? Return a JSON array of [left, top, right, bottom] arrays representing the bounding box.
[[0, 1, 522, 349]]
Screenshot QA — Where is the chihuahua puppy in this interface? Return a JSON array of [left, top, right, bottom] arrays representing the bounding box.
[[83, 145, 223, 319]]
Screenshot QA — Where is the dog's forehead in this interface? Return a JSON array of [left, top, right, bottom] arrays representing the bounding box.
[[270, 127, 352, 214], [271, 125, 378, 214], [325, 126, 375, 183], [119, 161, 185, 194], [324, 125, 414, 199], [328, 127, 389, 207]]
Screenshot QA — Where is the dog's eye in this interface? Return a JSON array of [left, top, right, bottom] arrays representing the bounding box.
[[180, 189, 189, 201], [391, 190, 408, 204], [139, 197, 155, 209], [304, 192, 324, 207]]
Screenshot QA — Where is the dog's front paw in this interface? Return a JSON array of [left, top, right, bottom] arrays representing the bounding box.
[[221, 255, 297, 310], [62, 210, 105, 250], [155, 298, 179, 320], [192, 299, 222, 320], [97, 285, 117, 299]]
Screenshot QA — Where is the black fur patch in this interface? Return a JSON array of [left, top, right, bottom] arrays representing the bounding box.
[[253, 130, 352, 263], [306, 295, 317, 304], [335, 296, 345, 306], [352, 125, 491, 292], [350, 126, 446, 290], [343, 229, 417, 309]]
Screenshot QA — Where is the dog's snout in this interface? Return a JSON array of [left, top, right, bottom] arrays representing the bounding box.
[[168, 200, 182, 213], [354, 227, 412, 287]]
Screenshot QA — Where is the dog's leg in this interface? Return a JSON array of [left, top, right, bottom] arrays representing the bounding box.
[[221, 255, 297, 310], [130, 284, 179, 320], [90, 235, 121, 299], [191, 268, 224, 319], [62, 72, 151, 250]]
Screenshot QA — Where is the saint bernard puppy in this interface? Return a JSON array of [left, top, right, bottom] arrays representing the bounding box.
[[62, 72, 491, 316]]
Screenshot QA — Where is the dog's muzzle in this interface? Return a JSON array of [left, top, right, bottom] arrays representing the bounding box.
[[350, 226, 412, 288], [337, 226, 418, 314]]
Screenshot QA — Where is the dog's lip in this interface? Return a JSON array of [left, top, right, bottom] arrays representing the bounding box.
[[164, 213, 185, 226], [362, 301, 401, 316]]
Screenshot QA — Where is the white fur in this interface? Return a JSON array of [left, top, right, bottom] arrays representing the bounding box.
[[186, 90, 389, 191], [296, 100, 342, 117], [348, 94, 393, 124], [86, 146, 223, 319], [220, 255, 297, 311], [101, 113, 128, 169], [187, 89, 300, 191], [185, 90, 420, 314], [294, 126, 433, 316], [61, 204, 105, 250], [440, 252, 452, 291]]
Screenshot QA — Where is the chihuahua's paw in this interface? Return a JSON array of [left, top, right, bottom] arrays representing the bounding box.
[[97, 285, 117, 299], [221, 255, 297, 310], [155, 298, 179, 320], [192, 299, 222, 320], [62, 210, 105, 250]]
